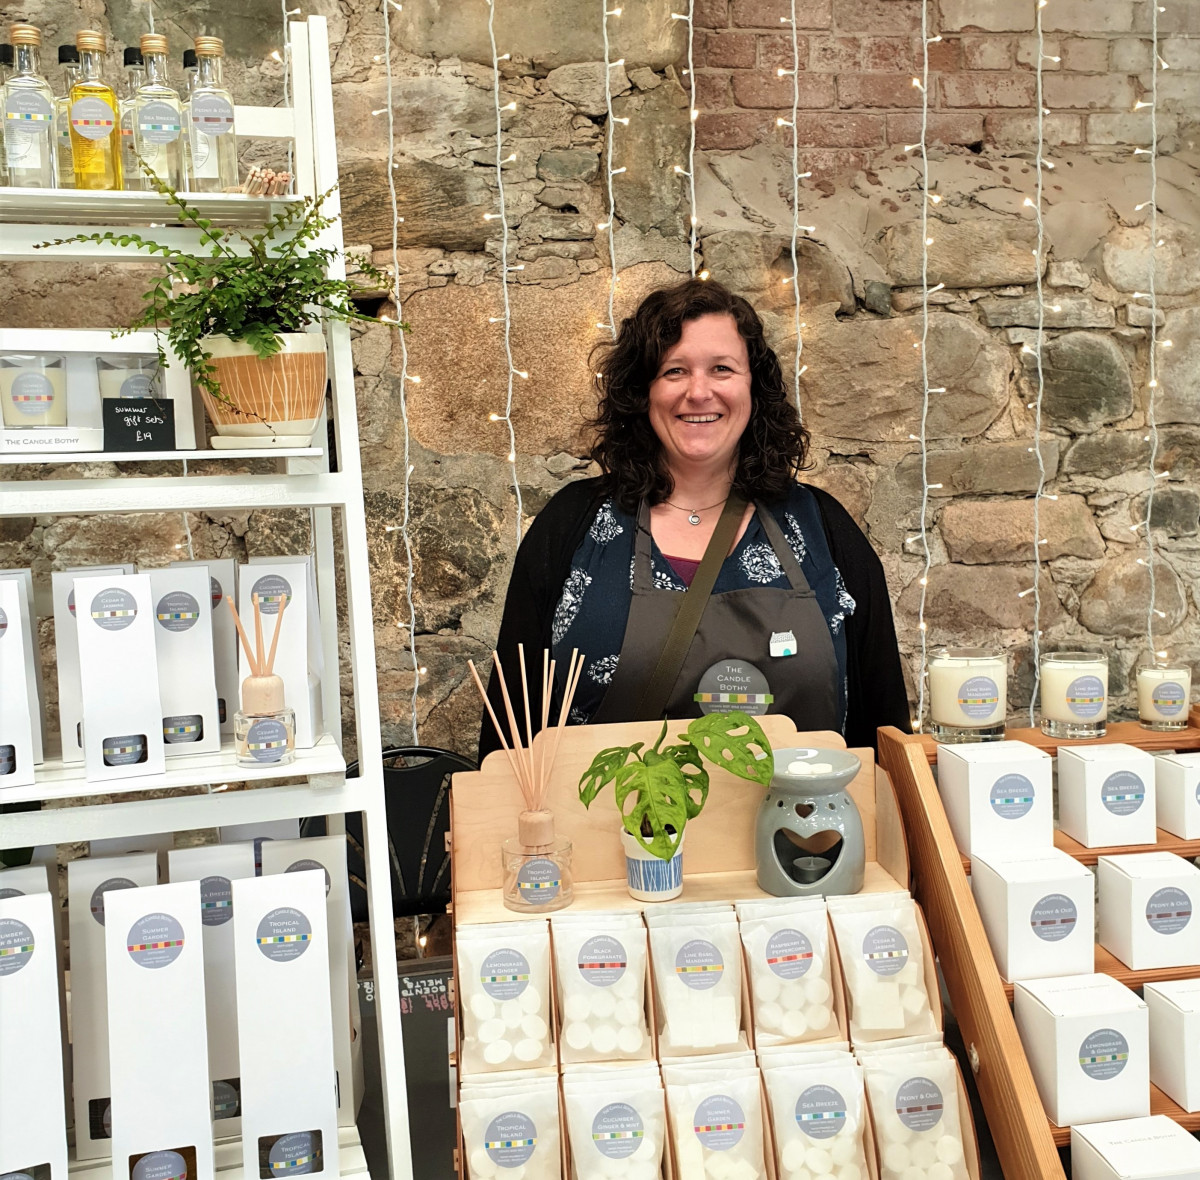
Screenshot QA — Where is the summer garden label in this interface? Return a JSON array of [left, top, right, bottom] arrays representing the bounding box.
[[70, 96, 116, 140], [693, 1094, 745, 1151], [10, 371, 54, 415], [127, 912, 186, 969], [131, 1151, 187, 1180]]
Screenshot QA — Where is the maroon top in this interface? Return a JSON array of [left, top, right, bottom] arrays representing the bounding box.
[[663, 553, 701, 588]]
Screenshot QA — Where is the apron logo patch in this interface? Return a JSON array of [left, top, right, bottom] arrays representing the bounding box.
[[695, 659, 773, 717], [770, 630, 797, 657]]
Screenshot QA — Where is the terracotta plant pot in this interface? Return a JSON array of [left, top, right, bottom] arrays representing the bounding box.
[[199, 332, 327, 447]]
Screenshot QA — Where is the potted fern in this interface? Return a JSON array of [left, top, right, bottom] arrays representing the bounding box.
[[578, 712, 773, 901], [38, 172, 390, 445]]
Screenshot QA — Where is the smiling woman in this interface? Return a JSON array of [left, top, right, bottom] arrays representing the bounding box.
[[480, 279, 910, 759]]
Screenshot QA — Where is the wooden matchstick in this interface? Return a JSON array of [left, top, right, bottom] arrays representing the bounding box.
[[263, 592, 289, 678], [253, 592, 265, 674], [225, 596, 260, 676], [492, 650, 534, 805], [467, 659, 526, 792]]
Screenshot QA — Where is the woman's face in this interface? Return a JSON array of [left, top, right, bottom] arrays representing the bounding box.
[[647, 313, 752, 477]]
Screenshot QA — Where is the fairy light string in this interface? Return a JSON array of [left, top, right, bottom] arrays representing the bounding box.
[[599, 3, 626, 337]]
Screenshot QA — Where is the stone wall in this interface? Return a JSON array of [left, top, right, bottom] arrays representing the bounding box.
[[2, 0, 1198, 757]]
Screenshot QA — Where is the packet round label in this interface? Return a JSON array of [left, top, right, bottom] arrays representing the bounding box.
[[91, 587, 137, 631], [200, 875, 234, 926], [90, 876, 137, 926], [515, 857, 560, 904], [675, 938, 724, 991], [485, 1111, 537, 1167], [1146, 886, 1192, 936], [695, 658, 772, 716], [285, 858, 331, 896], [127, 912, 185, 969], [251, 574, 291, 615], [1079, 1028, 1130, 1080], [156, 590, 200, 632], [247, 718, 289, 762], [137, 100, 182, 144], [578, 933, 627, 986], [10, 371, 54, 414], [190, 93, 235, 137], [990, 773, 1035, 821], [795, 1084, 847, 1140], [862, 924, 908, 977], [693, 1094, 745, 1151], [256, 907, 312, 962], [1066, 675, 1105, 718], [592, 1102, 644, 1160], [957, 675, 999, 721], [480, 947, 530, 1000], [1101, 770, 1145, 816], [765, 927, 813, 979], [1030, 894, 1078, 942], [268, 1132, 319, 1175], [131, 1150, 187, 1180], [0, 917, 35, 977], [213, 1079, 239, 1119], [895, 1077, 943, 1133], [71, 96, 117, 140], [1152, 681, 1186, 717]]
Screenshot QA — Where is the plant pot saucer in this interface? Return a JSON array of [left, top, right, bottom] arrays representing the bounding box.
[[209, 433, 315, 449]]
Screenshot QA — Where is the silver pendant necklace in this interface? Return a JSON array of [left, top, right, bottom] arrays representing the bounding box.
[[664, 496, 729, 526]]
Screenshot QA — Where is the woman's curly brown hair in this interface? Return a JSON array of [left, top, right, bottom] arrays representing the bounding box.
[[589, 279, 811, 514]]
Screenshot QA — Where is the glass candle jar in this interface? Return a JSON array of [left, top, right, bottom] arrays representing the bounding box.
[[1137, 661, 1192, 732], [234, 707, 295, 767], [1040, 651, 1108, 739], [501, 836, 574, 913], [0, 353, 67, 427], [97, 354, 160, 399], [927, 647, 1007, 743]]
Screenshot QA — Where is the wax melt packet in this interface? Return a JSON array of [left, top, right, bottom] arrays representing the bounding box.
[[760, 1048, 870, 1180], [552, 911, 651, 1064], [736, 897, 838, 1046], [561, 1062, 665, 1180], [457, 919, 554, 1074], [827, 892, 938, 1046], [648, 909, 744, 1055], [859, 1044, 970, 1180], [461, 1070, 562, 1180]]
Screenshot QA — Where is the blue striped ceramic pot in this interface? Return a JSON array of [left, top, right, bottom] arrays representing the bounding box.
[[620, 827, 684, 903]]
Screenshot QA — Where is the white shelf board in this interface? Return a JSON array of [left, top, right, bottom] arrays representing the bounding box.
[[0, 446, 322, 465], [0, 734, 345, 807], [0, 186, 299, 227]]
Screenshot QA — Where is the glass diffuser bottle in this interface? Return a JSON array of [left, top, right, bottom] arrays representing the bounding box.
[[133, 34, 184, 190], [226, 592, 296, 767], [118, 46, 145, 190], [70, 30, 121, 190], [55, 44, 79, 187], [188, 36, 236, 193], [4, 24, 58, 188]]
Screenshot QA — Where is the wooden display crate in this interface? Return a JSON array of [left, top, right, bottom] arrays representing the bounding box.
[[878, 706, 1200, 1179]]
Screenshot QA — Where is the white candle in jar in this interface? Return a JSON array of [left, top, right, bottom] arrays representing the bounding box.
[[928, 648, 1006, 728], [0, 354, 67, 428], [97, 357, 159, 400], [1138, 665, 1192, 726], [1040, 653, 1108, 724]]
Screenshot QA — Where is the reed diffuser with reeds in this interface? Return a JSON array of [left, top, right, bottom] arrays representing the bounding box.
[[228, 592, 296, 767], [468, 644, 584, 913]]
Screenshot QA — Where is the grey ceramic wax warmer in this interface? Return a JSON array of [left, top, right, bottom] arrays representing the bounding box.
[[755, 746, 865, 897]]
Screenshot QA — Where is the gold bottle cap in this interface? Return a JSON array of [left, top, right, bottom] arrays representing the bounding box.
[[194, 35, 224, 57], [9, 24, 42, 46], [140, 33, 169, 55], [76, 29, 106, 52]]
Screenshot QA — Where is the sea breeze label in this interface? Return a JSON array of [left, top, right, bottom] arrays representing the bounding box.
[[675, 938, 724, 991], [957, 675, 999, 721], [578, 934, 627, 987], [795, 1084, 847, 1141], [200, 875, 234, 927], [765, 927, 813, 980], [1079, 1029, 1130, 1081], [480, 947, 530, 1000], [693, 1095, 745, 1151], [862, 925, 908, 977], [1101, 770, 1146, 817], [990, 773, 1035, 821], [896, 1077, 944, 1132], [1030, 894, 1078, 943]]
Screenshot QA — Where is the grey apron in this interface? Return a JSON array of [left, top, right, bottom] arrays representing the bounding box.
[[590, 500, 840, 727]]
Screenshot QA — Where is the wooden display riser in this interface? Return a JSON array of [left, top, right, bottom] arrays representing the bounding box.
[[917, 721, 1200, 764]]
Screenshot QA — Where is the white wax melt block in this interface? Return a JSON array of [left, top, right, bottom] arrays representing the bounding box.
[[1098, 852, 1200, 971], [936, 740, 1052, 859], [1058, 744, 1157, 849], [1014, 973, 1148, 1128], [1155, 753, 1200, 840], [1072, 1115, 1200, 1180], [971, 849, 1095, 983], [1145, 979, 1200, 1113]]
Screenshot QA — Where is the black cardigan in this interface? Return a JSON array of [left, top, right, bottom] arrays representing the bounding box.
[[478, 477, 911, 759]]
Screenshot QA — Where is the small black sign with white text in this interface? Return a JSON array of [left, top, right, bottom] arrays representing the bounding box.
[[103, 400, 176, 451]]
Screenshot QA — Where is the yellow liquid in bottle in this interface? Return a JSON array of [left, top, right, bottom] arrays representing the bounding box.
[[69, 80, 122, 190]]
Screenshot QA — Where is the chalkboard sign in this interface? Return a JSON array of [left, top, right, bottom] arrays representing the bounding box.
[[102, 399, 176, 451]]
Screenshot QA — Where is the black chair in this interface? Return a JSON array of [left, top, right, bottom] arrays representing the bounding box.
[[302, 745, 477, 923]]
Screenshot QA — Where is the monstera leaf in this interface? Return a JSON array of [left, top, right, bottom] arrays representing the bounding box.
[[684, 710, 774, 787], [614, 758, 690, 861], [662, 740, 710, 819], [578, 742, 643, 808]]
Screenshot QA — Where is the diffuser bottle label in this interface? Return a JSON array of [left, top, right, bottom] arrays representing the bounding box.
[[515, 858, 560, 905], [247, 718, 288, 762], [90, 877, 137, 926], [103, 734, 146, 766], [863, 925, 909, 977], [137, 100, 182, 144], [163, 714, 202, 744], [989, 773, 1035, 821], [0, 917, 35, 976], [90, 587, 137, 631], [796, 1084, 847, 1140], [693, 1095, 745, 1151], [695, 658, 772, 716], [896, 1077, 943, 1133], [484, 1112, 536, 1168], [285, 858, 331, 896], [131, 1151, 186, 1180], [765, 927, 813, 979], [578, 934, 627, 986], [1066, 675, 1105, 718], [70, 96, 116, 140], [1152, 682, 1186, 716], [200, 875, 234, 926], [251, 574, 292, 614], [957, 675, 999, 720], [213, 1079, 239, 1119], [156, 591, 200, 632], [1146, 887, 1192, 936], [1101, 770, 1145, 816], [127, 912, 185, 969], [256, 907, 312, 962], [4, 89, 54, 154], [675, 939, 724, 991], [480, 948, 530, 1000], [190, 94, 235, 137], [10, 371, 54, 415], [267, 1132, 320, 1175], [592, 1102, 643, 1159], [1030, 894, 1078, 942], [1079, 1029, 1130, 1080]]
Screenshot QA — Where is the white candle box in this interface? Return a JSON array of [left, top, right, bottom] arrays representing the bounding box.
[[936, 740, 1053, 860], [168, 841, 257, 1132], [146, 566, 221, 756], [51, 565, 134, 764], [0, 568, 45, 763], [105, 881, 214, 1180], [971, 849, 1095, 983], [1014, 973, 1149, 1128], [232, 870, 339, 1180], [170, 558, 238, 736], [261, 836, 364, 1125], [0, 577, 36, 787], [73, 572, 165, 782], [1071, 1115, 1200, 1180], [1098, 852, 1200, 970], [1155, 753, 1200, 840], [1144, 979, 1200, 1113], [67, 852, 160, 1159], [0, 891, 69, 1180], [219, 818, 301, 874], [1058, 744, 1158, 849]]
